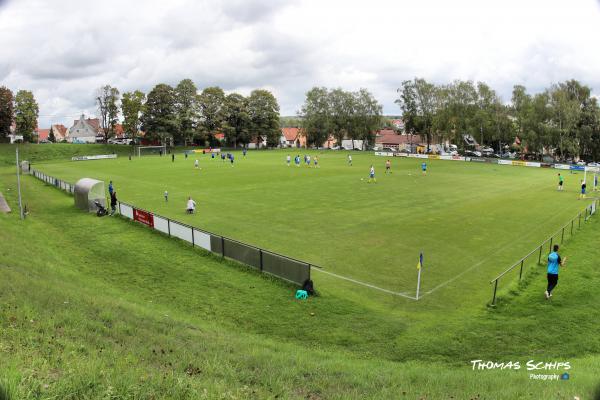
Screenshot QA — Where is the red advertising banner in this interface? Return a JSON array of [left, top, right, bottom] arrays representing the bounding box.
[[133, 208, 154, 228]]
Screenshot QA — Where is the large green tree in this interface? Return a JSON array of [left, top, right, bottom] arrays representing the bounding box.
[[198, 86, 225, 144], [328, 88, 354, 148], [141, 84, 177, 145], [223, 93, 250, 148], [14, 90, 39, 142], [247, 89, 280, 147], [299, 87, 331, 148], [352, 88, 382, 150], [0, 86, 14, 140], [174, 79, 199, 145], [396, 78, 437, 151], [121, 90, 146, 140], [96, 85, 120, 142]]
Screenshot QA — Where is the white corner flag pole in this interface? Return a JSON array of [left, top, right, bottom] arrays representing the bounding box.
[[16, 147, 24, 220], [416, 252, 422, 300]]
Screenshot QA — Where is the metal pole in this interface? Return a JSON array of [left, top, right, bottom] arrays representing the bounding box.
[[492, 280, 498, 306], [571, 219, 574, 236], [221, 236, 225, 258], [561, 227, 564, 244], [167, 219, 171, 236], [259, 249, 263, 272], [519, 259, 524, 280], [579, 212, 581, 228], [16, 148, 24, 220], [549, 237, 553, 252], [191, 228, 195, 246], [538, 245, 542, 265], [416, 266, 422, 300]]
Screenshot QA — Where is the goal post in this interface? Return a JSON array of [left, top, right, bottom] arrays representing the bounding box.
[[136, 145, 167, 157]]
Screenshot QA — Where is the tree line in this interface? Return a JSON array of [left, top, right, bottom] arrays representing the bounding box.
[[298, 87, 383, 149], [98, 80, 281, 147], [0, 86, 39, 142], [397, 78, 600, 161]]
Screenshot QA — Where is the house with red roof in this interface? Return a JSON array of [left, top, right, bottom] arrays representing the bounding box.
[[36, 128, 50, 143], [375, 129, 425, 151], [68, 115, 100, 143], [49, 124, 68, 142]]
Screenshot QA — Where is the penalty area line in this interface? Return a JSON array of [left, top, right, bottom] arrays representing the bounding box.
[[312, 268, 417, 300]]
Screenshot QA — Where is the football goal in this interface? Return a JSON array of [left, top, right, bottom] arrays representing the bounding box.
[[136, 145, 167, 157]]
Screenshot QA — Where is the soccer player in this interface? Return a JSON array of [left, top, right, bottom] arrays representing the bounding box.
[[186, 196, 196, 214], [108, 180, 114, 196], [230, 153, 234, 166], [348, 154, 352, 166], [172, 153, 175, 162], [421, 162, 427, 175], [306, 155, 311, 167], [557, 173, 564, 191], [545, 244, 566, 299], [579, 180, 587, 199], [243, 149, 247, 157], [194, 159, 199, 169], [368, 165, 376, 183], [221, 153, 226, 162], [314, 156, 319, 168], [385, 159, 391, 174], [295, 155, 300, 167], [164, 190, 168, 202], [286, 154, 291, 166], [594, 173, 598, 192]]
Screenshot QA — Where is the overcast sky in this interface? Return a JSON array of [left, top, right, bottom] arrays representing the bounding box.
[[2, 0, 600, 128]]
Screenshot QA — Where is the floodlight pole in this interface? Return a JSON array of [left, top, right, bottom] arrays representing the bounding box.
[[16, 147, 24, 220]]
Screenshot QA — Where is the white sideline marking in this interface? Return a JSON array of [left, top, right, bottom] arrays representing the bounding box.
[[312, 268, 417, 300]]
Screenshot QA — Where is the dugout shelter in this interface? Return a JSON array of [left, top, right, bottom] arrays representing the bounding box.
[[74, 178, 105, 212]]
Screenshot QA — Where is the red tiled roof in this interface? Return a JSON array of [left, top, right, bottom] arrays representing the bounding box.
[[73, 118, 101, 133], [54, 124, 67, 135], [214, 133, 225, 140], [114, 124, 124, 137], [282, 127, 300, 141], [376, 130, 424, 145], [37, 128, 50, 141]]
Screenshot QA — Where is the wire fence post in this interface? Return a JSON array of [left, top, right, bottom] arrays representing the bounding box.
[[191, 228, 195, 246], [167, 219, 171, 236], [549, 236, 553, 252], [571, 219, 574, 236], [579, 212, 582, 228], [538, 245, 542, 264], [221, 236, 225, 258], [259, 249, 263, 272], [519, 259, 524, 280], [561, 227, 565, 244], [492, 279, 498, 306]]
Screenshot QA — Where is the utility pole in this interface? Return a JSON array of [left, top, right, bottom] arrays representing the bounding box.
[[16, 147, 24, 220]]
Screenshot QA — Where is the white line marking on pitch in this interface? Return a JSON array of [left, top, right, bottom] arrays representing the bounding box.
[[312, 268, 417, 300]]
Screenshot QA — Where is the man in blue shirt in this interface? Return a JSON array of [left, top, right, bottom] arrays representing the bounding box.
[[421, 162, 427, 175], [108, 181, 114, 196], [546, 244, 566, 299]]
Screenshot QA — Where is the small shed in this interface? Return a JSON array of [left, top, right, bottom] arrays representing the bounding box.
[[74, 178, 105, 212], [20, 161, 30, 173]]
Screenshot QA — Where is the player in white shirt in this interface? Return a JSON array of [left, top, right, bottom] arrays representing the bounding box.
[[186, 197, 196, 214]]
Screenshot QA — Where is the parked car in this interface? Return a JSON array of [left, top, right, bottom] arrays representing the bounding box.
[[487, 153, 501, 158], [587, 162, 600, 167], [576, 160, 586, 166], [463, 150, 482, 157]]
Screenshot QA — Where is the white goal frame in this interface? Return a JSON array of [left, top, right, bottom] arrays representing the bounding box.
[[136, 145, 167, 157]]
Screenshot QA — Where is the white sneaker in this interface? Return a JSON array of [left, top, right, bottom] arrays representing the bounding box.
[[544, 290, 549, 299]]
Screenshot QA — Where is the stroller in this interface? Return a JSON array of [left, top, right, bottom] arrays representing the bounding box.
[[94, 200, 108, 217]]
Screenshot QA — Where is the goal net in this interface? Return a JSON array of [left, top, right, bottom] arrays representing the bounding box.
[[136, 145, 167, 157]]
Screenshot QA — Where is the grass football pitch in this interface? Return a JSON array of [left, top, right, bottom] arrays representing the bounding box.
[[35, 149, 590, 307]]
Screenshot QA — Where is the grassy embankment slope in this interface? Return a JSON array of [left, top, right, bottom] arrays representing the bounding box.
[[0, 144, 599, 398]]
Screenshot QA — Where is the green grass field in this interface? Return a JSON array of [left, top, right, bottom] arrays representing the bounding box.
[[34, 148, 591, 304], [2, 144, 600, 398]]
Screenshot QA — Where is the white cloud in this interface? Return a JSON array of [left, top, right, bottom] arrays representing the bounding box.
[[1, 0, 600, 127]]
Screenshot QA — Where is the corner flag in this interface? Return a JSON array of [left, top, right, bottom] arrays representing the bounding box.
[[416, 252, 423, 300]]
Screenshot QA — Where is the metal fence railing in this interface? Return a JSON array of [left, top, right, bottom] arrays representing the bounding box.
[[489, 199, 598, 306], [30, 168, 75, 195], [28, 168, 312, 287]]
